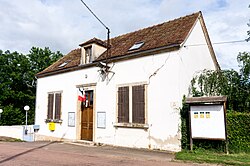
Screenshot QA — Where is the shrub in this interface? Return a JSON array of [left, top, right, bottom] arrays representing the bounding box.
[[227, 111, 250, 153]]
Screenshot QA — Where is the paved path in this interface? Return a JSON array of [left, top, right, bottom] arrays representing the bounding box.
[[0, 141, 213, 166]]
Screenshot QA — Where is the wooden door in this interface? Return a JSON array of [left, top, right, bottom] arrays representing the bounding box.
[[81, 90, 93, 141]]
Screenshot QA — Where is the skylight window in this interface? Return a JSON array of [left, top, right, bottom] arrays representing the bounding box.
[[129, 42, 144, 51], [58, 60, 71, 68]]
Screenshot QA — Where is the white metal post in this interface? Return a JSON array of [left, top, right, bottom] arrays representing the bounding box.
[[24, 105, 30, 135], [26, 110, 28, 129], [0, 109, 3, 120]]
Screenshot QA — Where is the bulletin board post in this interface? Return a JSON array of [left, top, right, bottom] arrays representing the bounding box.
[[188, 104, 193, 151], [223, 101, 229, 154], [186, 96, 228, 154]]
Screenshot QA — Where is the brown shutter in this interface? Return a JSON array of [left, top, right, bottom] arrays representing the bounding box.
[[47, 94, 54, 119], [132, 85, 145, 124], [117, 86, 129, 123], [55, 93, 62, 120]]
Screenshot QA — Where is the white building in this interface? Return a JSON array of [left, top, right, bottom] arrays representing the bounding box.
[[35, 12, 219, 152]]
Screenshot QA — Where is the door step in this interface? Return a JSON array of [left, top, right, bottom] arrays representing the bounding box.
[[65, 140, 95, 147]]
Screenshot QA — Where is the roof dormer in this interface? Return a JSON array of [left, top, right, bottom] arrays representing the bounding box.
[[79, 38, 107, 65]]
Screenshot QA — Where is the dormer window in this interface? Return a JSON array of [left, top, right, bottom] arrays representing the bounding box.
[[85, 46, 92, 63], [79, 38, 106, 65]]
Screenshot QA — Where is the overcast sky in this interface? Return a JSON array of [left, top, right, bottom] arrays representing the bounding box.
[[0, 0, 249, 70]]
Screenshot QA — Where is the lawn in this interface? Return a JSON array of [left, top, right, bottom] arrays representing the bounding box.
[[0, 136, 23, 142], [175, 149, 250, 166]]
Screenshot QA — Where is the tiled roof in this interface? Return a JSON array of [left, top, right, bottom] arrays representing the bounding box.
[[97, 12, 200, 61], [39, 48, 81, 74], [37, 12, 206, 77], [79, 37, 107, 47]]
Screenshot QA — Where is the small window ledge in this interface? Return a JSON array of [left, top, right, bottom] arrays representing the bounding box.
[[45, 119, 63, 124], [113, 123, 149, 129]]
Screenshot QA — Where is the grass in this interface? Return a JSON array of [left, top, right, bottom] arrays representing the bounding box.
[[175, 149, 250, 166], [0, 136, 24, 142]]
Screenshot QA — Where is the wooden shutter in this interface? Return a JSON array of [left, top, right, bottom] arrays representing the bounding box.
[[117, 86, 129, 123], [132, 85, 145, 124], [47, 94, 54, 119], [55, 93, 62, 120]]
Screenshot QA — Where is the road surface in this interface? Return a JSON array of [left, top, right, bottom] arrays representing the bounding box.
[[0, 141, 214, 166]]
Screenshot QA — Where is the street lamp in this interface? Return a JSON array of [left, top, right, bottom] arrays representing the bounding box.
[[24, 105, 30, 135], [0, 109, 3, 120]]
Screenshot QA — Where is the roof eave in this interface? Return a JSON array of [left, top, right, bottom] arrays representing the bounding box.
[[36, 44, 180, 78], [186, 96, 227, 104], [95, 44, 180, 63], [179, 12, 220, 71], [36, 63, 96, 78], [198, 12, 221, 71]]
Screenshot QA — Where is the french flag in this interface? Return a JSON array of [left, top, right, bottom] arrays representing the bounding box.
[[78, 88, 86, 102]]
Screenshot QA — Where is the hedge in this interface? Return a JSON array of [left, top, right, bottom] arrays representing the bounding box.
[[181, 103, 250, 153], [227, 111, 250, 153]]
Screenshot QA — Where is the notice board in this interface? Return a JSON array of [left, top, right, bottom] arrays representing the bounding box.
[[190, 105, 226, 140], [97, 112, 106, 128]]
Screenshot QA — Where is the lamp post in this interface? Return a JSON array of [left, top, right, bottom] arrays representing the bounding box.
[[0, 109, 3, 120], [24, 105, 30, 135]]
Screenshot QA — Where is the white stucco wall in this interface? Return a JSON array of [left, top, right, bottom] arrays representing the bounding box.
[[0, 125, 34, 141], [0, 126, 24, 139], [35, 19, 217, 151]]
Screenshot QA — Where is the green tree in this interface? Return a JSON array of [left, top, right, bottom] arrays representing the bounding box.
[[190, 51, 250, 112], [0, 47, 63, 125], [238, 52, 250, 80], [28, 47, 63, 74], [190, 6, 250, 112]]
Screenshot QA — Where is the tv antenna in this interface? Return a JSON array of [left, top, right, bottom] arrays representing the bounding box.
[[80, 0, 110, 65]]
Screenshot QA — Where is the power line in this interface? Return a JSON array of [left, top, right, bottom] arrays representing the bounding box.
[[184, 39, 247, 47], [80, 0, 109, 30], [213, 39, 247, 45], [79, 0, 111, 65]]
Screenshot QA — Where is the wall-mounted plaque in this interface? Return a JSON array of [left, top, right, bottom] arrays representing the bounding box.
[[97, 112, 106, 128], [68, 112, 75, 127]]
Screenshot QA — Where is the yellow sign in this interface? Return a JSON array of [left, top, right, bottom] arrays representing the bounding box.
[[194, 112, 198, 118], [206, 112, 210, 118], [200, 112, 204, 118], [49, 122, 55, 131]]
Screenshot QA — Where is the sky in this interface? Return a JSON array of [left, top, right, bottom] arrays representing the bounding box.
[[0, 0, 249, 70]]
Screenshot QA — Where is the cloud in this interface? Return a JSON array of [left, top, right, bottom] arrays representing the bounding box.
[[204, 0, 250, 70], [0, 0, 249, 70], [0, 0, 87, 54]]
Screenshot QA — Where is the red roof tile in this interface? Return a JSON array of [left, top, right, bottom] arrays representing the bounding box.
[[97, 12, 200, 61], [38, 48, 81, 74], [79, 37, 107, 47], [37, 12, 203, 77]]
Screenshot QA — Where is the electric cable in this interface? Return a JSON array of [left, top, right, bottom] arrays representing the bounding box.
[[184, 39, 247, 47]]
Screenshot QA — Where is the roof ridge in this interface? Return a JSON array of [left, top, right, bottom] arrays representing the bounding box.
[[109, 11, 201, 42], [70, 48, 81, 52], [80, 37, 107, 47]]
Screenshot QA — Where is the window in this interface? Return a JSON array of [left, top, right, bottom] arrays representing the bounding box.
[[129, 42, 144, 51], [58, 60, 71, 68], [117, 84, 146, 125], [47, 92, 62, 122], [85, 46, 92, 63]]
